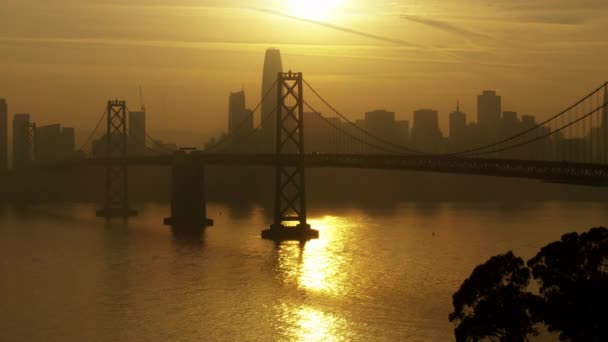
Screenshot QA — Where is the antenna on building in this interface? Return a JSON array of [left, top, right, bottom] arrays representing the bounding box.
[[139, 85, 146, 112], [456, 99, 460, 112]]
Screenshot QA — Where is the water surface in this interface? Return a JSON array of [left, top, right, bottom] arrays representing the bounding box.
[[1, 201, 606, 341]]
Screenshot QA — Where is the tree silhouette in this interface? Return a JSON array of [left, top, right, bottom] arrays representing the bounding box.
[[449, 252, 540, 342], [527, 227, 608, 341]]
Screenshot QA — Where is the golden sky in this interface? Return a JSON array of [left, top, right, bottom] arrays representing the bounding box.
[[1, 0, 607, 144]]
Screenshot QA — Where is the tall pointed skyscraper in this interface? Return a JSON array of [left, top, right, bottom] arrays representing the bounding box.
[[261, 48, 283, 151]]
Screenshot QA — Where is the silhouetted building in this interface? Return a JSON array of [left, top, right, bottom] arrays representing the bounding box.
[[365, 110, 398, 153], [517, 114, 548, 160], [228, 90, 253, 135], [412, 109, 442, 152], [261, 48, 283, 151], [396, 120, 410, 147], [449, 102, 467, 150], [466, 122, 482, 149], [365, 110, 394, 134], [501, 111, 520, 137], [477, 90, 502, 139], [33, 124, 75, 162], [13, 114, 31, 168], [129, 110, 146, 155], [0, 99, 7, 171], [61, 127, 75, 158], [521, 114, 536, 128], [35, 124, 62, 162], [502, 111, 518, 125], [304, 111, 330, 153]]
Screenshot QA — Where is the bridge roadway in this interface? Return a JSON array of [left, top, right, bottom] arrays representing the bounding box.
[[30, 153, 608, 186]]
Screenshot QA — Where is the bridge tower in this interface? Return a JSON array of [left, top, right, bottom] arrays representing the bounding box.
[[164, 150, 214, 229], [96, 100, 137, 218], [262, 72, 319, 241]]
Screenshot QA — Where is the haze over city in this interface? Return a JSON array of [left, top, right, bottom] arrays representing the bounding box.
[[2, 0, 608, 146], [1, 1, 608, 341]]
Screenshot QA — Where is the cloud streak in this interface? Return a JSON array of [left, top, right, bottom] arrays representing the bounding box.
[[400, 15, 491, 40], [251, 8, 420, 48]]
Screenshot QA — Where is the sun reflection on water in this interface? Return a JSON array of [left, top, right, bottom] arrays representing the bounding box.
[[298, 216, 343, 293], [272, 215, 360, 341], [274, 215, 352, 294], [276, 302, 349, 342]]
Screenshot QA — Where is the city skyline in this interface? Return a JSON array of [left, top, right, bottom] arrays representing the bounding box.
[[2, 3, 608, 341], [1, 67, 570, 154], [1, 1, 607, 142], [0, 62, 603, 165]]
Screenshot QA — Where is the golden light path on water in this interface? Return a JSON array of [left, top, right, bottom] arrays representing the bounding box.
[[273, 215, 358, 341]]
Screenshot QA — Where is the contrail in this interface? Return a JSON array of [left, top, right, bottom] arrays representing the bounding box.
[[400, 15, 491, 40], [251, 8, 420, 48]]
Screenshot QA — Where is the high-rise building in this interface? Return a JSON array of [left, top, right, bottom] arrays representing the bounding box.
[[261, 48, 283, 151], [395, 120, 410, 147], [364, 110, 400, 153], [502, 111, 518, 125], [501, 111, 520, 139], [61, 127, 75, 158], [365, 110, 395, 132], [35, 124, 62, 162], [449, 103, 467, 147], [304, 111, 328, 153], [521, 115, 536, 128], [129, 111, 146, 155], [412, 109, 442, 152], [13, 114, 31, 168], [228, 90, 253, 135], [477, 90, 502, 137], [0, 99, 7, 171], [367, 109, 395, 137]]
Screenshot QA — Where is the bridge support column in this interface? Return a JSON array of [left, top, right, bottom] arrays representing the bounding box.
[[96, 100, 137, 218], [262, 72, 318, 242], [164, 151, 214, 229]]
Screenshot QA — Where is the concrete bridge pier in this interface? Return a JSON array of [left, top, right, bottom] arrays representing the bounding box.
[[164, 151, 214, 229]]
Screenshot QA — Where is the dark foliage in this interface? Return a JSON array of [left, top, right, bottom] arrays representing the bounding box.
[[527, 227, 608, 341], [451, 227, 608, 341], [449, 252, 540, 341]]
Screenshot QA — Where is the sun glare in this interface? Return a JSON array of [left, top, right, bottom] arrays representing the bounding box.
[[287, 0, 342, 21]]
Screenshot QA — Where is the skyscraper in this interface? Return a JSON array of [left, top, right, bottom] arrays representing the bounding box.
[[501, 111, 520, 139], [477, 90, 502, 139], [32, 124, 75, 162], [449, 102, 467, 150], [365, 110, 398, 153], [60, 127, 75, 158], [395, 120, 410, 147], [261, 48, 283, 151], [228, 90, 253, 135], [13, 114, 31, 168], [0, 99, 7, 171], [129, 111, 146, 155], [521, 114, 536, 128], [412, 109, 442, 152], [35, 124, 61, 162]]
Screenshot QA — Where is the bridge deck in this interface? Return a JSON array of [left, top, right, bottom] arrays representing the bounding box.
[[21, 153, 608, 186]]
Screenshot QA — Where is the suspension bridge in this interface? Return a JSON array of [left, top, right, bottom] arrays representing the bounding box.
[[15, 72, 608, 241]]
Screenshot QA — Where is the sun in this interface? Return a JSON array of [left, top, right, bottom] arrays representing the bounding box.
[[287, 0, 342, 21]]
